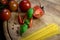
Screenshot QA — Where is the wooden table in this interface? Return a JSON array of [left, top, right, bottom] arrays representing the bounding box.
[[3, 0, 60, 40]]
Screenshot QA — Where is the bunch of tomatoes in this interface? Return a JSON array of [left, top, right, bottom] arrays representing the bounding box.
[[0, 0, 44, 35], [0, 0, 18, 21]]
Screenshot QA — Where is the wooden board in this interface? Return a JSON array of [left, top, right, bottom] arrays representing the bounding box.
[[3, 0, 60, 40]]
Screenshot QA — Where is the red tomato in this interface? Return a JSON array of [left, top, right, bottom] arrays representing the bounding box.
[[0, 0, 8, 5], [28, 19, 32, 28], [1, 9, 11, 21], [19, 0, 31, 12], [33, 6, 44, 19], [9, 0, 18, 11], [18, 14, 24, 24]]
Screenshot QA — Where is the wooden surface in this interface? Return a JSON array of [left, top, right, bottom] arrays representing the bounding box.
[[3, 0, 60, 40]]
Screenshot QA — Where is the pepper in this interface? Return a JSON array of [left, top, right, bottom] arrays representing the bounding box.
[[24, 19, 30, 25], [28, 19, 32, 28], [23, 14, 27, 19], [20, 24, 28, 35], [18, 14, 24, 25], [24, 19, 33, 28], [27, 8, 34, 19]]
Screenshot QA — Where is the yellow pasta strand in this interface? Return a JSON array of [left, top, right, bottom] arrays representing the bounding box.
[[18, 23, 59, 40]]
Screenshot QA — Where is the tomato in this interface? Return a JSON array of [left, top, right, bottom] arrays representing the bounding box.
[[19, 0, 31, 12], [33, 6, 44, 19], [18, 14, 24, 24], [9, 0, 18, 11], [1, 9, 11, 21], [0, 0, 8, 5]]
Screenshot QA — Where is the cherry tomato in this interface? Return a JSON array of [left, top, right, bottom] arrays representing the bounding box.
[[19, 0, 31, 12], [18, 14, 24, 25], [9, 0, 18, 11], [33, 6, 44, 19], [28, 19, 32, 28], [1, 9, 11, 21], [0, 0, 8, 5]]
